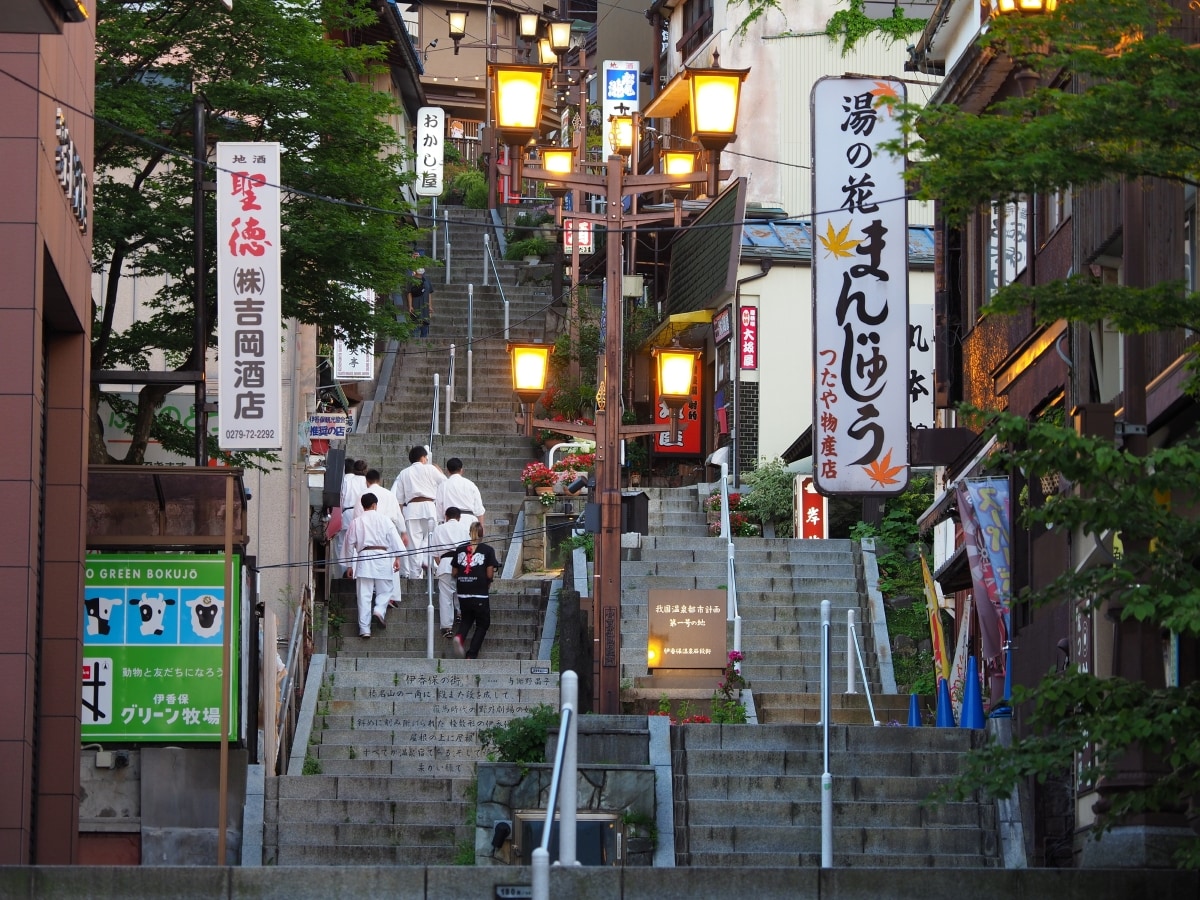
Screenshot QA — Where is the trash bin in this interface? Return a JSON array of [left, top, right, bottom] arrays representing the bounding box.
[[621, 490, 649, 535]]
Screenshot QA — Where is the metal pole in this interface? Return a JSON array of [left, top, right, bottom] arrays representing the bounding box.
[[431, 373, 440, 445], [558, 670, 579, 865], [431, 196, 439, 262], [467, 284, 475, 403], [446, 343, 455, 434], [846, 608, 857, 694], [217, 473, 234, 865], [193, 95, 208, 466], [483, 233, 490, 286], [444, 208, 451, 285], [426, 565, 435, 659], [820, 599, 832, 868], [594, 156, 625, 714]]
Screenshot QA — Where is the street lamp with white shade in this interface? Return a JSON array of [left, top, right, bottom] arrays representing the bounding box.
[[653, 345, 701, 443], [508, 342, 552, 435]]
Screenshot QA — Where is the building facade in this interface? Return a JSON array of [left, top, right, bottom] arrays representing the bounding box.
[[0, 1, 95, 864]]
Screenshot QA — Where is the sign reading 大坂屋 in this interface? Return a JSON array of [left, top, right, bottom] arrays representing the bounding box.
[[81, 553, 240, 742]]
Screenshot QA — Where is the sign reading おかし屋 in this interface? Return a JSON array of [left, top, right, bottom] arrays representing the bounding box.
[[82, 554, 240, 742]]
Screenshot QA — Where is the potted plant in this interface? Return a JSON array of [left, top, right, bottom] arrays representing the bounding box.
[[522, 461, 557, 494], [552, 451, 595, 493]]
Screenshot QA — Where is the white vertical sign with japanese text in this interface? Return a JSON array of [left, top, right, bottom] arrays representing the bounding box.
[[811, 77, 909, 494], [333, 288, 376, 380], [416, 106, 445, 197], [216, 142, 283, 451], [602, 60, 639, 159]]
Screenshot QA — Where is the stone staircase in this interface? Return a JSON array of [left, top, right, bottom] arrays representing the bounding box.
[[266, 209, 568, 865], [347, 206, 559, 535], [671, 723, 1000, 867], [264, 578, 559, 865], [620, 488, 907, 723]]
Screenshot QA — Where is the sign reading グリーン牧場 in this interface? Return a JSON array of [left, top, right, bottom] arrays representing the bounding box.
[[82, 554, 240, 742]]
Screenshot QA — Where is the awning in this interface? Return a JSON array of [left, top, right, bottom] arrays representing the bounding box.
[[640, 309, 713, 351], [642, 70, 691, 120]]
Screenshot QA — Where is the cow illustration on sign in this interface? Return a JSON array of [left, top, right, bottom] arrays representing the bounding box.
[[130, 592, 174, 636]]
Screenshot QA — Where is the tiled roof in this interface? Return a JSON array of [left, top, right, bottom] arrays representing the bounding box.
[[741, 220, 936, 267]]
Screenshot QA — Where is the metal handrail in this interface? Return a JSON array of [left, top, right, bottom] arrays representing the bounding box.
[[274, 587, 312, 774], [532, 671, 579, 900], [445, 344, 456, 432], [845, 608, 881, 726], [481, 236, 512, 340], [706, 446, 741, 665], [429, 373, 440, 448]]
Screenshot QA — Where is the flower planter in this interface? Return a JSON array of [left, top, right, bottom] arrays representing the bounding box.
[[535, 486, 556, 496]]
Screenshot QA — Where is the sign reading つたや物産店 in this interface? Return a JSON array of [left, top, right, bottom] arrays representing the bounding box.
[[811, 77, 909, 495], [81, 554, 240, 742]]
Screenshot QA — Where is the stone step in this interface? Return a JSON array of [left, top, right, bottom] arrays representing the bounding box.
[[684, 797, 993, 829], [680, 850, 998, 868], [682, 772, 979, 804], [681, 823, 991, 857], [272, 842, 463, 866]]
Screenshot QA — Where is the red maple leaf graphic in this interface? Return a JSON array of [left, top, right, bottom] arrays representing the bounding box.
[[863, 448, 904, 487], [870, 81, 900, 115]]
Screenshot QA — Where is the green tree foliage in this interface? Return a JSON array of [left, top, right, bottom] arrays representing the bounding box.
[[739, 457, 796, 537], [894, 0, 1200, 860], [93, 0, 421, 465]]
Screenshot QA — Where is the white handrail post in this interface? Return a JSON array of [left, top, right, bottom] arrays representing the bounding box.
[[821, 599, 833, 868], [482, 233, 490, 286], [445, 343, 455, 435], [532, 847, 550, 900], [443, 208, 451, 283], [559, 670, 579, 866], [426, 566, 435, 659], [504, 296, 510, 341], [431, 374, 440, 438], [467, 284, 475, 404], [846, 608, 857, 694]]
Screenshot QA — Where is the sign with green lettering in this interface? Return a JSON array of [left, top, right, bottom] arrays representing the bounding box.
[[81, 553, 240, 742]]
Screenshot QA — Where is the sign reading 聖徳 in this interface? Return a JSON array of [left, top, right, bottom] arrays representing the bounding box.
[[216, 142, 283, 450], [81, 553, 241, 742], [811, 77, 909, 495]]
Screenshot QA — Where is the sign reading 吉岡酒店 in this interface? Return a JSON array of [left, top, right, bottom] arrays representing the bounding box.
[[647, 589, 726, 670], [81, 554, 241, 742], [333, 287, 376, 380], [216, 142, 283, 450], [416, 106, 445, 197], [738, 306, 758, 370], [811, 77, 909, 495], [602, 60, 639, 159]]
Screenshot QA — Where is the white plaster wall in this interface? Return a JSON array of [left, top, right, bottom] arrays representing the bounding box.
[[741, 260, 936, 465]]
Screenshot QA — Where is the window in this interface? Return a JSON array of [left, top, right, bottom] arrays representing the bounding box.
[[1044, 187, 1071, 238], [1185, 184, 1197, 294], [984, 198, 1028, 300], [678, 0, 713, 60]]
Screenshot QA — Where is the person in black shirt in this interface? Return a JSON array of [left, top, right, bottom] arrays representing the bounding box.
[[450, 521, 499, 659]]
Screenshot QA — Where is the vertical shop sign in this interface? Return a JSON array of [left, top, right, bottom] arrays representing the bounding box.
[[738, 306, 758, 370], [216, 142, 283, 450], [811, 77, 909, 494], [416, 106, 445, 197], [333, 288, 376, 380], [82, 554, 241, 742], [602, 60, 640, 159], [796, 476, 828, 539]]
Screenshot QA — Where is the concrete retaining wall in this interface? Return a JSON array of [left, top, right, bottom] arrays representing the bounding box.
[[0, 865, 1196, 898]]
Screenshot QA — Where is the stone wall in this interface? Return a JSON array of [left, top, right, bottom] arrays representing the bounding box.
[[474, 763, 655, 867]]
